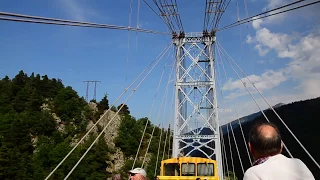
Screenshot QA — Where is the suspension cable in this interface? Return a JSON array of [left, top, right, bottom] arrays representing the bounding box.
[[154, 123, 164, 176], [218, 41, 320, 169], [220, 127, 229, 177], [162, 70, 176, 161], [216, 42, 294, 158], [125, 0, 135, 82], [162, 82, 175, 161], [216, 46, 252, 165], [162, 125, 169, 161], [215, 53, 245, 174], [167, 124, 172, 158], [236, 0, 240, 21], [44, 43, 172, 180], [141, 56, 175, 167], [227, 125, 236, 179], [229, 123, 244, 174], [136, 0, 141, 51], [131, 48, 173, 169], [219, 129, 226, 177], [215, 47, 246, 174]]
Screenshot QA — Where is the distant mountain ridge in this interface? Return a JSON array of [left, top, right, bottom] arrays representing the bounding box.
[[220, 102, 286, 133]]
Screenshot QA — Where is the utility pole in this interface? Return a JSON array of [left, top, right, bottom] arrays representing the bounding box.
[[83, 80, 101, 102]]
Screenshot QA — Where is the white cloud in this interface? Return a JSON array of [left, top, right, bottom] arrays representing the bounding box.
[[57, 0, 99, 21], [222, 27, 320, 123], [252, 17, 263, 30], [220, 1, 320, 124], [222, 69, 288, 99], [246, 35, 254, 44], [254, 44, 269, 56], [255, 28, 293, 55], [266, 0, 286, 9], [258, 60, 265, 64]]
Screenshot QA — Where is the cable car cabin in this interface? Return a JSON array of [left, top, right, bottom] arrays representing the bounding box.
[[157, 157, 219, 180]]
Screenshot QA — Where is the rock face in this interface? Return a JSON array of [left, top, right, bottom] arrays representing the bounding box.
[[40, 102, 64, 132], [87, 103, 125, 173]]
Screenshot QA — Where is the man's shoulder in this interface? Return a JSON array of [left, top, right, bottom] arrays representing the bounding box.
[[243, 166, 260, 180], [244, 155, 315, 180]]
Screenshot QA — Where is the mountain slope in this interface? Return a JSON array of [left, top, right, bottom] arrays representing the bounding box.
[[221, 97, 320, 179]]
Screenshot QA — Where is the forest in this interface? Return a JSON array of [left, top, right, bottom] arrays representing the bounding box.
[[221, 97, 320, 180], [0, 70, 171, 180]]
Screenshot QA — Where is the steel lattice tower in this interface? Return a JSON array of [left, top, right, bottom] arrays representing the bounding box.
[[172, 32, 223, 178]]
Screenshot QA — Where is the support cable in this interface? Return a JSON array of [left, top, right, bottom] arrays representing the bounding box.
[[236, 0, 240, 21], [216, 46, 252, 165], [215, 50, 245, 174], [168, 124, 172, 158], [142, 55, 175, 167], [219, 129, 226, 177], [216, 42, 294, 158], [230, 123, 245, 174], [44, 43, 172, 180], [154, 123, 164, 176], [220, 127, 229, 178], [227, 125, 236, 179], [126, 0, 135, 82], [63, 44, 172, 180], [162, 125, 169, 161], [218, 42, 320, 169], [162, 66, 176, 161], [152, 0, 175, 32], [136, 0, 141, 51], [131, 48, 173, 169]]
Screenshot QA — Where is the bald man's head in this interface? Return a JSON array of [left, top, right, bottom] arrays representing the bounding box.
[[249, 122, 282, 157]]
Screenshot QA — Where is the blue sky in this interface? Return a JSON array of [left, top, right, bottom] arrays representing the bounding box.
[[1, 0, 319, 126]]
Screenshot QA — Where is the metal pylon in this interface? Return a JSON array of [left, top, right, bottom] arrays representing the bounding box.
[[172, 32, 223, 178]]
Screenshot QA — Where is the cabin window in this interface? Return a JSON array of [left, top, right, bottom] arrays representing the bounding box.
[[181, 163, 195, 176], [197, 163, 214, 176], [164, 163, 180, 176]]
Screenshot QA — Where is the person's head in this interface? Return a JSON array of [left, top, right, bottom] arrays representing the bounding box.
[[129, 168, 147, 180], [248, 122, 283, 160]]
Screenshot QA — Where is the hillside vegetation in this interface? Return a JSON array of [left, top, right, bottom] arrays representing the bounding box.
[[0, 71, 171, 180]]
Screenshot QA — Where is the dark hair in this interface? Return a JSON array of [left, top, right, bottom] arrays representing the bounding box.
[[248, 122, 282, 156]]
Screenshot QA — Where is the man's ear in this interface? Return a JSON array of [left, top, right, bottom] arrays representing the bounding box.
[[248, 142, 252, 153]]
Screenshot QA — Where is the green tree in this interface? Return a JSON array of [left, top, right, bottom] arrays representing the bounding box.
[[115, 115, 141, 157], [117, 103, 130, 115], [110, 105, 117, 112], [98, 94, 109, 112]]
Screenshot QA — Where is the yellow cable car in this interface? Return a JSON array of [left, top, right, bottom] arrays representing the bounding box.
[[157, 157, 219, 180]]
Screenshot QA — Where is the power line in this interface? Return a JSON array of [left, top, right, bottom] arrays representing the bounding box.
[[222, 0, 306, 29], [218, 0, 320, 31], [0, 11, 169, 35]]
